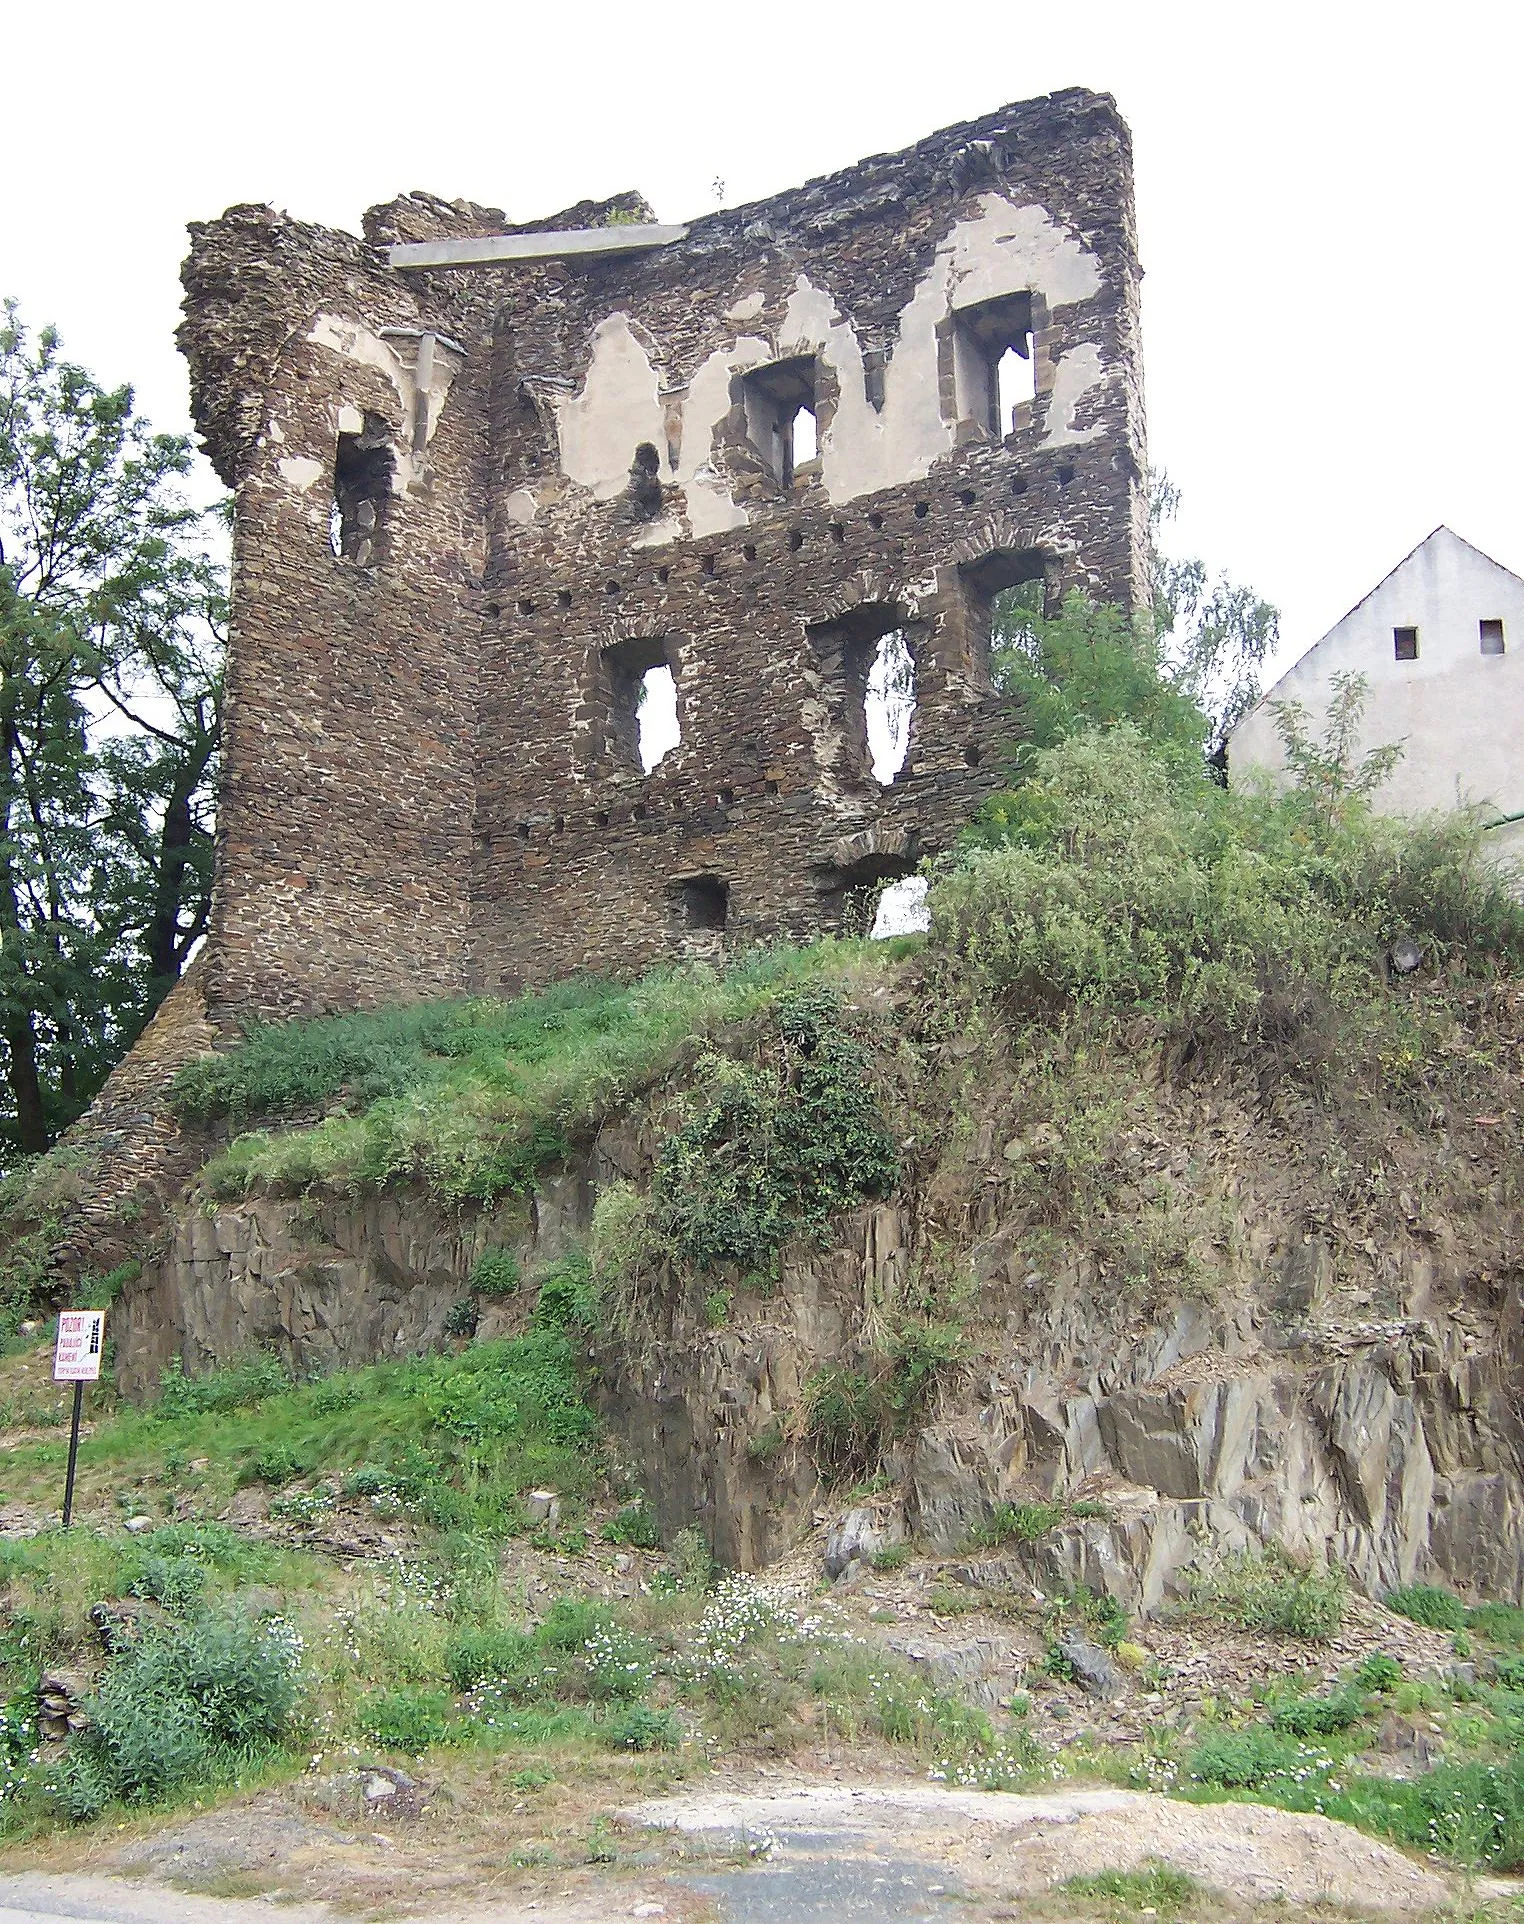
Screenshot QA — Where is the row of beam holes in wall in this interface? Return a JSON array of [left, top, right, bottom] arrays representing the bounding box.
[[502, 461, 1070, 618]]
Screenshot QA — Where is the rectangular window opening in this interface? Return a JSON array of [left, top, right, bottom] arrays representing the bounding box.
[[1394, 626, 1419, 662], [1480, 618, 1506, 657], [330, 412, 394, 565], [805, 604, 918, 788], [741, 357, 817, 485], [600, 637, 681, 772], [953, 292, 1035, 438]]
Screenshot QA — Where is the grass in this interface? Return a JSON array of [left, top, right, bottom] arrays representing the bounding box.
[[0, 1323, 602, 1534], [180, 942, 895, 1205], [1186, 1549, 1345, 1641]]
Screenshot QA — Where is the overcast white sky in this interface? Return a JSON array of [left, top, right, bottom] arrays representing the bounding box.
[[5, 0, 1519, 683]]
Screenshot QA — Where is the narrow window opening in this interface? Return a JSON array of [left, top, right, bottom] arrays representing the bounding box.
[[806, 605, 918, 789], [600, 637, 681, 773], [791, 404, 817, 466], [1480, 618, 1506, 657], [1394, 626, 1419, 661], [330, 412, 393, 564], [995, 343, 1036, 429], [866, 631, 916, 785], [953, 292, 1035, 438], [637, 663, 679, 772], [741, 356, 817, 485]]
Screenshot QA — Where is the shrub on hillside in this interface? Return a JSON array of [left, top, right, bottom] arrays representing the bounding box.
[[935, 728, 1524, 1062], [1387, 1583, 1468, 1632], [50, 1607, 300, 1818], [1191, 1548, 1345, 1640]]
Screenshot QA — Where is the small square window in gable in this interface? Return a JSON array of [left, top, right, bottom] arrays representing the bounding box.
[[1393, 626, 1419, 662], [740, 357, 817, 486], [1480, 618, 1506, 657]]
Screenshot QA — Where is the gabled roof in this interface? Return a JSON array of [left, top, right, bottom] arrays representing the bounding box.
[[1325, 525, 1524, 635], [1244, 526, 1524, 719]]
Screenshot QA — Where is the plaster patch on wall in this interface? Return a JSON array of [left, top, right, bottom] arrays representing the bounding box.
[[276, 454, 326, 492], [725, 290, 765, 322], [553, 314, 666, 501], [672, 335, 771, 536], [1042, 343, 1106, 446], [632, 516, 685, 549], [946, 194, 1101, 312], [811, 195, 1104, 505], [306, 315, 460, 486], [504, 489, 538, 526]]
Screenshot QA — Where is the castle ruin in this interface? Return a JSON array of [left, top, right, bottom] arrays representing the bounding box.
[[181, 87, 1146, 1026]]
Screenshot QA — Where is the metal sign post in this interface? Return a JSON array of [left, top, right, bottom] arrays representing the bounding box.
[[53, 1310, 105, 1528]]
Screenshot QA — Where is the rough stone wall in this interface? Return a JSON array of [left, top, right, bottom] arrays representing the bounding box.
[[180, 88, 1146, 1018]]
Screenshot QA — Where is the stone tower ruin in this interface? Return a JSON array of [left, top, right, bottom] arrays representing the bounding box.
[[179, 87, 1146, 1027]]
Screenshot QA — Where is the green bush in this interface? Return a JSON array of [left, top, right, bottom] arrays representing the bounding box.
[[1189, 1725, 1307, 1788], [51, 1607, 300, 1817], [442, 1298, 479, 1339], [602, 1502, 661, 1550], [604, 1703, 681, 1751], [361, 1687, 455, 1753], [1469, 1603, 1524, 1647], [968, 1501, 1066, 1547], [1387, 1583, 1467, 1632], [445, 1627, 541, 1695], [935, 728, 1524, 1066], [154, 1352, 293, 1420], [1271, 1688, 1365, 1736], [652, 989, 898, 1274], [533, 1252, 598, 1331], [802, 1322, 962, 1482], [472, 1247, 521, 1296], [1194, 1550, 1345, 1640], [1355, 1653, 1402, 1692], [251, 1442, 304, 1485]]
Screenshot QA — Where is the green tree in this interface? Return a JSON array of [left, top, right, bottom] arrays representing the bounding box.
[[988, 475, 1279, 766], [0, 302, 225, 1159], [1269, 669, 1405, 833]]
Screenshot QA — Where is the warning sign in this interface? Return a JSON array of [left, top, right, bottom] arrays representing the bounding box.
[[54, 1310, 106, 1382]]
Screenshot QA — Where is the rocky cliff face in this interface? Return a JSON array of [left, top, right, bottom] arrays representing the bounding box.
[[115, 1069, 1524, 1610]]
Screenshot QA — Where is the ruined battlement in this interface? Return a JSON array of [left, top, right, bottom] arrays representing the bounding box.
[[181, 89, 1146, 1024]]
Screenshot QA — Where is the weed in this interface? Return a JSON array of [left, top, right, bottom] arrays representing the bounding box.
[[1191, 1549, 1345, 1640], [602, 1502, 661, 1551], [1387, 1583, 1468, 1632], [604, 1703, 682, 1751], [872, 1544, 912, 1573], [361, 1688, 455, 1752], [471, 1247, 521, 1296], [1063, 1862, 1198, 1914]]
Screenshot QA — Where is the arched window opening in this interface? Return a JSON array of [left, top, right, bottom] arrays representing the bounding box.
[[865, 630, 916, 785], [870, 875, 930, 939], [805, 604, 921, 789]]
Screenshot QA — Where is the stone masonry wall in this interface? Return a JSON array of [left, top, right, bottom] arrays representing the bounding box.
[[180, 88, 1146, 1019]]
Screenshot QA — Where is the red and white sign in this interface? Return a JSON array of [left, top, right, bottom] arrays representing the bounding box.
[[54, 1311, 106, 1383]]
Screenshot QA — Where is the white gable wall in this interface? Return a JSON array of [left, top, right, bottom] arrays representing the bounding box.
[[1229, 529, 1524, 830]]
